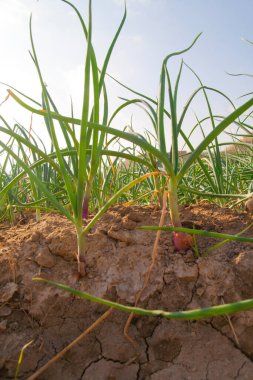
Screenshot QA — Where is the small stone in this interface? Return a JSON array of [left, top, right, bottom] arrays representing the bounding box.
[[29, 231, 41, 242], [35, 247, 56, 268], [108, 228, 146, 244], [174, 258, 198, 282], [108, 228, 134, 243], [0, 320, 7, 332], [122, 216, 137, 230], [0, 306, 12, 317], [0, 282, 18, 303], [128, 211, 144, 222], [108, 223, 120, 232], [47, 229, 77, 261]]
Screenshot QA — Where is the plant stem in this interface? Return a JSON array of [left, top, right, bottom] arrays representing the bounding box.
[[35, 208, 41, 222], [82, 195, 89, 220], [76, 227, 86, 276], [27, 308, 112, 380], [154, 176, 163, 208], [82, 181, 92, 219], [168, 177, 193, 250], [168, 177, 181, 227]]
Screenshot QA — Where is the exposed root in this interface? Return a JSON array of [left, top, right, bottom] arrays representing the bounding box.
[[77, 260, 86, 277], [27, 308, 113, 380], [221, 296, 240, 347], [209, 319, 253, 363], [124, 191, 168, 351]]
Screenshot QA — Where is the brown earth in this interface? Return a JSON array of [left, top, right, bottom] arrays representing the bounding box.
[[1, 203, 253, 379]]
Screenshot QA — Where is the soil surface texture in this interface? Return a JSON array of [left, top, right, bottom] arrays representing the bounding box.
[[1, 203, 253, 380]]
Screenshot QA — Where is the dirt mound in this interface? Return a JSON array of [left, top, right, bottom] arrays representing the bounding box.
[[1, 204, 253, 379]]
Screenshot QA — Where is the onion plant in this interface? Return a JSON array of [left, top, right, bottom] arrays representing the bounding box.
[[1, 0, 253, 343], [99, 37, 253, 249], [178, 148, 253, 206], [0, 0, 157, 275], [6, 33, 253, 251], [1, 0, 253, 267], [0, 121, 34, 222]]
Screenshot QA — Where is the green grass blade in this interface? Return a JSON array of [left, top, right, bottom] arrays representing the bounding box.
[[82, 171, 162, 235], [0, 81, 41, 106], [76, 0, 92, 223], [178, 86, 236, 130], [29, 16, 76, 214], [139, 225, 253, 243], [185, 64, 224, 192], [0, 141, 73, 221], [14, 340, 33, 380], [0, 126, 60, 172], [98, 3, 126, 94], [178, 97, 253, 181], [165, 67, 179, 173], [157, 63, 167, 154], [33, 278, 253, 320]]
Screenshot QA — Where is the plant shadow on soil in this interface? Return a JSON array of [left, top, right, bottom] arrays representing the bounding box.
[[1, 203, 253, 379]]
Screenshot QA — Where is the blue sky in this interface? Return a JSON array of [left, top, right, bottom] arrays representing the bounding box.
[[0, 0, 252, 149]]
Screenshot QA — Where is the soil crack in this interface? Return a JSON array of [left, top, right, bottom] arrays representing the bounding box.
[[209, 320, 253, 363], [78, 357, 102, 380], [234, 361, 247, 379], [2, 205, 253, 379], [184, 260, 200, 310]]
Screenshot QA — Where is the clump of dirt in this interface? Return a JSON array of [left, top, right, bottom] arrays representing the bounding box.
[[1, 203, 253, 379]]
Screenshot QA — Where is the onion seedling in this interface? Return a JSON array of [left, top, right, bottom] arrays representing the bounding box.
[[0, 0, 157, 275], [2, 1, 253, 264], [102, 36, 253, 250]]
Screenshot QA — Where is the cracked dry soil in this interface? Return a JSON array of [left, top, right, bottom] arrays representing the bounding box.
[[1, 203, 253, 379]]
